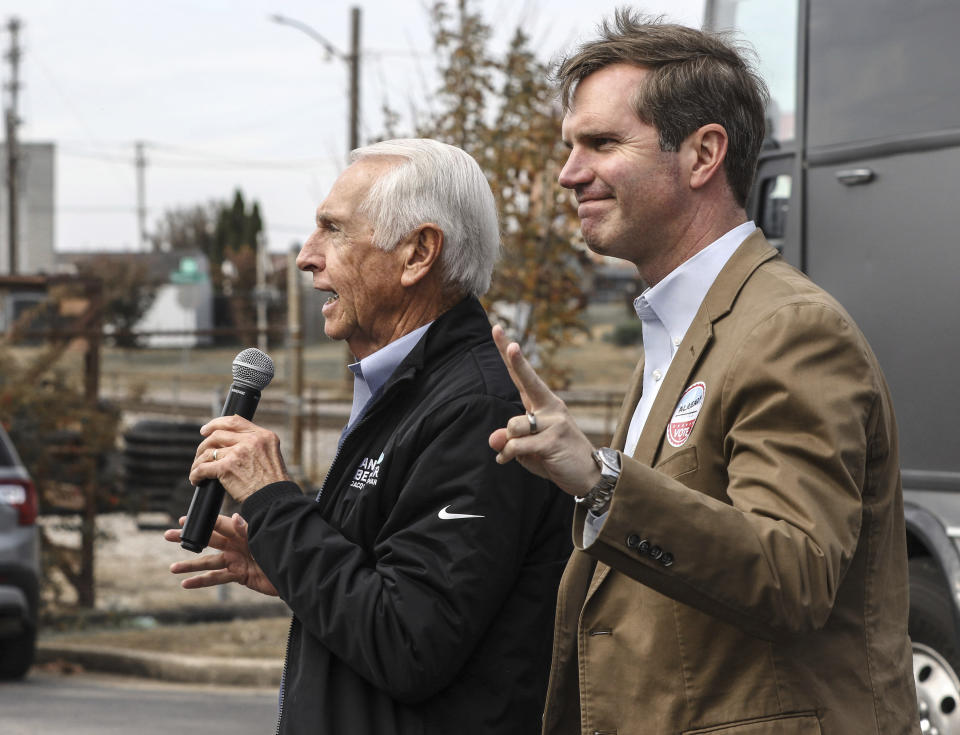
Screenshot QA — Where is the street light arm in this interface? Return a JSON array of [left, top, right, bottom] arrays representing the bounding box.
[[269, 8, 361, 154], [269, 14, 345, 60]]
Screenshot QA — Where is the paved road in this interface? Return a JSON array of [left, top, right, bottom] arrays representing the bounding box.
[[0, 670, 278, 734]]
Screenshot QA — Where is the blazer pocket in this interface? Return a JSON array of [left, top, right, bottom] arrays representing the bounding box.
[[682, 711, 821, 734], [654, 446, 698, 480]]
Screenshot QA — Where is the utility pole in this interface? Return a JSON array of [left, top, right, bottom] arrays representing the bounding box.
[[286, 244, 303, 477], [270, 7, 363, 389], [270, 7, 362, 156], [4, 17, 22, 274], [256, 230, 268, 352], [347, 7, 361, 153], [135, 140, 148, 251]]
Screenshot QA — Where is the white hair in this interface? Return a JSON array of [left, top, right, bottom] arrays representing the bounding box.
[[349, 138, 500, 298]]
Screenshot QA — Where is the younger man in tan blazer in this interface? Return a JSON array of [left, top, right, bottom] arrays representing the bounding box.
[[490, 11, 919, 734]]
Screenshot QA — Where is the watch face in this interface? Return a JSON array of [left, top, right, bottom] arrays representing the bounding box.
[[599, 448, 620, 472]]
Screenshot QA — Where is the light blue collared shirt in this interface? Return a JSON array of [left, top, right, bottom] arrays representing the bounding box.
[[584, 222, 757, 547], [344, 322, 433, 435]]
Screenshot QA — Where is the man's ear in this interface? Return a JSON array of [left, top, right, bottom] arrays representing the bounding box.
[[399, 224, 444, 287], [685, 123, 728, 191]]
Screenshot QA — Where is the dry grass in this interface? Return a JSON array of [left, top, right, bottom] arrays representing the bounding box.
[[98, 302, 643, 393], [46, 616, 291, 659]]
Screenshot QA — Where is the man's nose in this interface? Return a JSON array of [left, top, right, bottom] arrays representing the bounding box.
[[558, 148, 590, 190], [296, 232, 325, 272]]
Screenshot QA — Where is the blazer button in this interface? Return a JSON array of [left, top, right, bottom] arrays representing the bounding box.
[[626, 534, 641, 549], [637, 539, 651, 555], [649, 545, 663, 560], [661, 552, 674, 567]]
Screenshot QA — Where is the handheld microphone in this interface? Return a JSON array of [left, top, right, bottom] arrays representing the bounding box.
[[180, 347, 275, 553]]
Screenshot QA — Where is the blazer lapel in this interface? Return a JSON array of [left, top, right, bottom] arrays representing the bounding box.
[[585, 231, 780, 600], [610, 353, 645, 451], [631, 230, 779, 467], [631, 320, 714, 466]]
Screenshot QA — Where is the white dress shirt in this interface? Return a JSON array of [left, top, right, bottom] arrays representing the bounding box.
[[583, 222, 757, 546]]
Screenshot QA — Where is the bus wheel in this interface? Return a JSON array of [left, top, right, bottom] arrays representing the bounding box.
[[911, 557, 960, 734]]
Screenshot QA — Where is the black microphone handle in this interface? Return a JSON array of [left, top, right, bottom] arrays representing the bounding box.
[[180, 384, 262, 553]]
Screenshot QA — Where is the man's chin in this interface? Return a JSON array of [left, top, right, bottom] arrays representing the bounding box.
[[582, 230, 612, 256], [323, 323, 347, 343], [581, 221, 632, 259]]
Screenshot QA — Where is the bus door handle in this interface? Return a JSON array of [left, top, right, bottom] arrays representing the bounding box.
[[835, 168, 875, 185]]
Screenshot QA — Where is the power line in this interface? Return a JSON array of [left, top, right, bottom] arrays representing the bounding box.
[[59, 144, 336, 171], [364, 48, 430, 59], [148, 158, 331, 171], [146, 140, 331, 163], [43, 205, 139, 213], [58, 148, 136, 164]]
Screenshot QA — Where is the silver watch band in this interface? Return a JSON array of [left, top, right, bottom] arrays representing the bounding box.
[[576, 448, 620, 514]]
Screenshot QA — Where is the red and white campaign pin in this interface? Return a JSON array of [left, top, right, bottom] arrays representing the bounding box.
[[667, 382, 706, 448]]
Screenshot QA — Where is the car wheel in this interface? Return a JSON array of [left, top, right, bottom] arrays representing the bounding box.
[[911, 557, 960, 734], [0, 626, 36, 680]]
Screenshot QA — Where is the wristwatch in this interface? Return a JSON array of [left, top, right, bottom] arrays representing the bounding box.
[[576, 447, 620, 515]]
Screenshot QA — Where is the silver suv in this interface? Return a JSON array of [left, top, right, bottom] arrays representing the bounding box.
[[0, 424, 40, 679]]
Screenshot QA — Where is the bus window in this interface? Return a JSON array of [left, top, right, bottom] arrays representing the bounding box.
[[707, 0, 798, 145], [757, 174, 791, 251]]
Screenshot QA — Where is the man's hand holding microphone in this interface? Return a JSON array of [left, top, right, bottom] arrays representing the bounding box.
[[164, 347, 287, 597]]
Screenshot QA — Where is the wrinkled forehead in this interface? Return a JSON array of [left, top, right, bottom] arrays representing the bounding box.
[[561, 64, 651, 140], [339, 156, 403, 195], [317, 156, 401, 219]]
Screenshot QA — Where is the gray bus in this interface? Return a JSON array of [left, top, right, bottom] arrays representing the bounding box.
[[704, 1, 960, 732]]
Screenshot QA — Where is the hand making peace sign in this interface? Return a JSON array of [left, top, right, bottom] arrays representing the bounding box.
[[488, 324, 601, 498]]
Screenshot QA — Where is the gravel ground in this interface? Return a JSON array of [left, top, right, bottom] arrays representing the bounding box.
[[42, 513, 270, 613]]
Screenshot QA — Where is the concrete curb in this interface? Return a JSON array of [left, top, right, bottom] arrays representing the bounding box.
[[36, 642, 282, 687], [37, 601, 289, 686], [41, 599, 291, 630]]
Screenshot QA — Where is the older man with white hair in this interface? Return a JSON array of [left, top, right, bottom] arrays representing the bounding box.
[[166, 139, 572, 735]]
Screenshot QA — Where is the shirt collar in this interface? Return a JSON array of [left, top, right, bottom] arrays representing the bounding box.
[[349, 321, 433, 399], [634, 221, 756, 338]]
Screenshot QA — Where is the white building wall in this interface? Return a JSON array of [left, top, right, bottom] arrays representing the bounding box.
[[138, 281, 214, 348], [0, 142, 56, 275]]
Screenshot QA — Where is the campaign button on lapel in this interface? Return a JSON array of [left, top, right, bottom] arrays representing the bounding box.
[[667, 381, 706, 448]]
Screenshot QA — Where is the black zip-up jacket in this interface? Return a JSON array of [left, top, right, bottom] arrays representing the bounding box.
[[241, 297, 573, 735]]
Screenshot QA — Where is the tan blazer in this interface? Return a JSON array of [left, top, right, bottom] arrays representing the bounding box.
[[542, 232, 919, 734]]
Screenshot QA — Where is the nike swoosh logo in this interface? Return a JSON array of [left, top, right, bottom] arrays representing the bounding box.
[[438, 505, 485, 520]]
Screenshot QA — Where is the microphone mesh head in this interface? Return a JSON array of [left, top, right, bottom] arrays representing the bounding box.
[[232, 348, 275, 390]]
